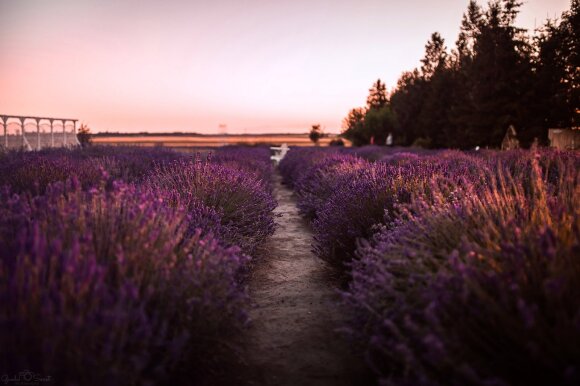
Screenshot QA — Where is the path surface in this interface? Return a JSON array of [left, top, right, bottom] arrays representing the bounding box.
[[239, 173, 372, 386]]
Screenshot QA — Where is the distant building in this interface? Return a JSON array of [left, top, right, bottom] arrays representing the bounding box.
[[548, 128, 580, 150], [501, 125, 520, 150]]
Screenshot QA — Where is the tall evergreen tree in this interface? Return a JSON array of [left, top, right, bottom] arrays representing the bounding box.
[[342, 80, 395, 146], [420, 32, 448, 79], [366, 79, 388, 110], [343, 0, 578, 148], [533, 0, 580, 132], [390, 70, 425, 146], [416, 33, 454, 147], [342, 107, 368, 146], [456, 0, 483, 60], [459, 0, 534, 147]]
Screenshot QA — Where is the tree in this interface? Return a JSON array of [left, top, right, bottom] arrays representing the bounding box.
[[366, 79, 388, 110], [450, 0, 534, 147], [420, 32, 448, 79], [390, 70, 425, 146], [309, 124, 323, 145], [531, 0, 580, 135], [342, 78, 397, 147], [343, 0, 578, 149], [342, 107, 368, 146], [414, 33, 455, 147], [365, 105, 397, 145], [77, 124, 92, 147], [456, 0, 483, 60]]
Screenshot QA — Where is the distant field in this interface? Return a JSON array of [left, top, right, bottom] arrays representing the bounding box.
[[92, 133, 349, 148]]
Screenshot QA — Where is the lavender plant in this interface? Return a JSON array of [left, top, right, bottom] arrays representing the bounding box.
[[0, 145, 277, 385], [311, 157, 482, 268], [293, 153, 367, 220], [344, 155, 580, 386], [0, 179, 249, 385], [146, 156, 276, 255]]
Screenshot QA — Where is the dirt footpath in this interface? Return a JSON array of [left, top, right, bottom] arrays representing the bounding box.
[[239, 173, 372, 386]]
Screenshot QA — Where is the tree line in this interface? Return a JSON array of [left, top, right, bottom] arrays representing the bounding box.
[[342, 0, 579, 148]]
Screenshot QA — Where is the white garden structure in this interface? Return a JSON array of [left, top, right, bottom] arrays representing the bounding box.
[[0, 114, 81, 151], [270, 143, 290, 165]]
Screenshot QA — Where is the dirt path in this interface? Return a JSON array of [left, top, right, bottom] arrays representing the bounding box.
[[239, 173, 372, 386]]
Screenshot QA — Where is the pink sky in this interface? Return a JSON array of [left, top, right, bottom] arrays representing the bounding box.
[[0, 0, 571, 134]]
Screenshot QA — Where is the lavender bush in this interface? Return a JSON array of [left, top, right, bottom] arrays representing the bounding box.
[[278, 147, 339, 187], [213, 146, 274, 183], [0, 151, 109, 194], [0, 147, 185, 194], [280, 148, 488, 268], [0, 179, 249, 384], [283, 146, 578, 385], [344, 155, 580, 386], [146, 156, 276, 255], [0, 145, 276, 384], [293, 153, 367, 220], [313, 156, 486, 267]]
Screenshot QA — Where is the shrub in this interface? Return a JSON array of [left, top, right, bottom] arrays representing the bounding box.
[[0, 179, 249, 385], [146, 157, 276, 254], [212, 146, 274, 184], [312, 161, 434, 267], [329, 138, 345, 146], [312, 154, 486, 268], [293, 153, 366, 220], [0, 147, 186, 195], [0, 151, 109, 194], [279, 147, 338, 187], [344, 156, 580, 386]]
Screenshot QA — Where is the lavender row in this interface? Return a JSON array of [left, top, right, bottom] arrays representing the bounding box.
[[279, 146, 580, 385], [0, 146, 276, 384]]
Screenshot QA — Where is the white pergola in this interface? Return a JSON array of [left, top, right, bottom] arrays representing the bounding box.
[[0, 114, 81, 150]]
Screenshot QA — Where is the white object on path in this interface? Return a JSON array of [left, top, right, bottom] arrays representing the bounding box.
[[270, 143, 290, 165]]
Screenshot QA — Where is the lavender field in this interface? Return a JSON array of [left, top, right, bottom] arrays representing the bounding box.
[[0, 146, 276, 384], [0, 145, 578, 386], [280, 146, 580, 386]]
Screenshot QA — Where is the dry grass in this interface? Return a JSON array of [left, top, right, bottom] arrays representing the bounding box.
[[92, 134, 350, 148]]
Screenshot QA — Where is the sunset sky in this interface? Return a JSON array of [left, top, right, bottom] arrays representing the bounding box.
[[0, 0, 571, 134]]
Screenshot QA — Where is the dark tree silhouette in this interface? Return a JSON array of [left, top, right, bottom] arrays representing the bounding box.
[[309, 124, 323, 145], [346, 0, 578, 149], [342, 80, 396, 146], [342, 107, 368, 146], [77, 124, 92, 147], [366, 79, 388, 110]]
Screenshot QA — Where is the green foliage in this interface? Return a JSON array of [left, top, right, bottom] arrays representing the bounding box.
[[329, 138, 345, 146], [366, 79, 388, 110], [342, 79, 396, 146], [341, 107, 367, 146], [77, 124, 92, 147], [347, 0, 579, 149], [309, 124, 323, 145], [531, 0, 580, 133]]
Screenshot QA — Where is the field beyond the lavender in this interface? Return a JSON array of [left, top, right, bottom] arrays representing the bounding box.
[[0, 145, 579, 386]]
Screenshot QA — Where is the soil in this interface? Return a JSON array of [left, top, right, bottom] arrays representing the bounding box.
[[234, 173, 373, 386]]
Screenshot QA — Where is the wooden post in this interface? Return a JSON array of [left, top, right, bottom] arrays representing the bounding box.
[[36, 118, 41, 150], [1, 116, 6, 148], [19, 117, 26, 148], [50, 119, 54, 147]]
